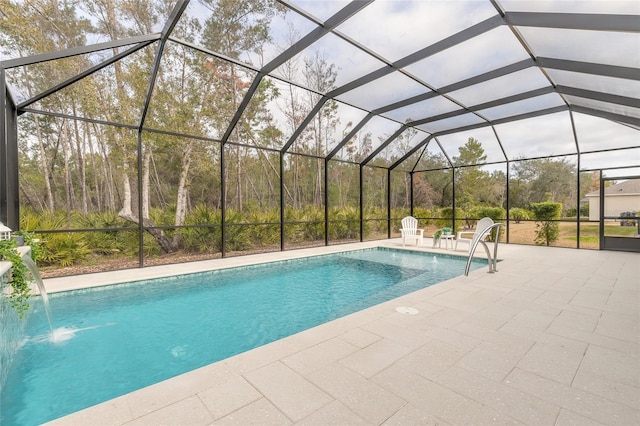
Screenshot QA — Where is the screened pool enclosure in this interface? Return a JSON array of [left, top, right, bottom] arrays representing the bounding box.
[[1, 0, 639, 274]]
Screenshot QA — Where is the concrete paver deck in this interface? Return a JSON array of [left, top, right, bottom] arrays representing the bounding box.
[[46, 241, 639, 425]]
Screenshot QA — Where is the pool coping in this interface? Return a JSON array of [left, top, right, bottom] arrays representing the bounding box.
[[42, 240, 480, 294]]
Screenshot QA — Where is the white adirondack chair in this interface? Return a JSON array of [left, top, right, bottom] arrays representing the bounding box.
[[400, 216, 424, 246], [455, 217, 494, 252]]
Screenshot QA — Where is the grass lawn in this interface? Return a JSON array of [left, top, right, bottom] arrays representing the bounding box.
[[509, 221, 637, 249], [393, 220, 638, 250]]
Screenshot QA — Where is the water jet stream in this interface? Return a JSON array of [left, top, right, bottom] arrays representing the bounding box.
[[22, 255, 55, 339]]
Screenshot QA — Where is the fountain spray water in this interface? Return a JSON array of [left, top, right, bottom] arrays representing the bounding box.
[[22, 255, 77, 343], [21, 255, 55, 338], [432, 256, 438, 263]]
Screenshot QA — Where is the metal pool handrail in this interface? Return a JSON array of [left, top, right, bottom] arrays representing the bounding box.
[[464, 223, 503, 276]]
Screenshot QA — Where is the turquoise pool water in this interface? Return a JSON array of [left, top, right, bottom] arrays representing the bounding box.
[[1, 248, 482, 425]]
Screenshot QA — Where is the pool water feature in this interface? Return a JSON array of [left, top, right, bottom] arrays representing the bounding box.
[[22, 255, 56, 339], [1, 248, 483, 425]]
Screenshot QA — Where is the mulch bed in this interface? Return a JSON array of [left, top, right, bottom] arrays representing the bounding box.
[[38, 241, 350, 279]]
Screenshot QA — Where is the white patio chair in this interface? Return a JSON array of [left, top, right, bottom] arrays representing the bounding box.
[[400, 216, 424, 246], [455, 217, 494, 252]]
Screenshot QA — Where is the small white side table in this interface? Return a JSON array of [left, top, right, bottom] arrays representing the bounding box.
[[437, 234, 455, 250]]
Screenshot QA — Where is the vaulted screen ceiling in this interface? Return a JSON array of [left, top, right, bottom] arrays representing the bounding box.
[[3, 0, 639, 173]]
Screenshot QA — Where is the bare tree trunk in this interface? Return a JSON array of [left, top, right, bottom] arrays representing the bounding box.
[[256, 149, 276, 202], [405, 174, 410, 208], [142, 147, 151, 220], [20, 67, 55, 212], [245, 174, 262, 207], [315, 157, 323, 207], [72, 103, 88, 214], [108, 155, 119, 210], [85, 122, 102, 211], [227, 62, 243, 213], [149, 150, 166, 208], [172, 142, 193, 246], [116, 158, 175, 254], [235, 145, 243, 211], [118, 163, 133, 218], [337, 168, 345, 208], [104, 0, 135, 216], [33, 114, 55, 212], [61, 120, 73, 225], [223, 151, 230, 209], [315, 114, 323, 208], [274, 151, 293, 207], [19, 172, 44, 211], [93, 124, 116, 212], [292, 155, 299, 209]]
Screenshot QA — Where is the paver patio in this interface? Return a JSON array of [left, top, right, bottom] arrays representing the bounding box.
[[46, 241, 639, 425]]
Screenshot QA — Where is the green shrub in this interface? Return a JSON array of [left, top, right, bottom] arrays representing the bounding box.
[[178, 205, 260, 253], [474, 206, 505, 221], [365, 206, 386, 220], [363, 207, 387, 238], [18, 210, 91, 267], [392, 208, 411, 220], [149, 206, 178, 243], [0, 238, 30, 318], [19, 208, 42, 231], [581, 205, 590, 217], [531, 202, 562, 246], [412, 207, 432, 225], [509, 207, 531, 223], [329, 206, 360, 240], [77, 212, 131, 255], [223, 210, 254, 251], [437, 207, 462, 229], [247, 209, 280, 247], [302, 206, 325, 241], [197, 209, 238, 251], [179, 205, 221, 253], [140, 231, 164, 257], [463, 206, 505, 241], [38, 232, 91, 267], [150, 205, 176, 226], [565, 205, 589, 218]]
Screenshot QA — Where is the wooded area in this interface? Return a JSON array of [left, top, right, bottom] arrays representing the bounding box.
[[0, 1, 615, 274]]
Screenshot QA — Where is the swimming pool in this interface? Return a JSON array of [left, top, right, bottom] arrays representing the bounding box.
[[1, 248, 483, 425]]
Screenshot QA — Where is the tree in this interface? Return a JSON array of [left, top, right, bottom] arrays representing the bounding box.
[[303, 53, 339, 208], [454, 139, 489, 205], [414, 151, 451, 209], [510, 158, 577, 213], [453, 138, 497, 222], [199, 0, 285, 216], [276, 47, 340, 212], [455, 137, 487, 166], [509, 207, 531, 223], [531, 202, 562, 246], [2, 0, 94, 217]]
